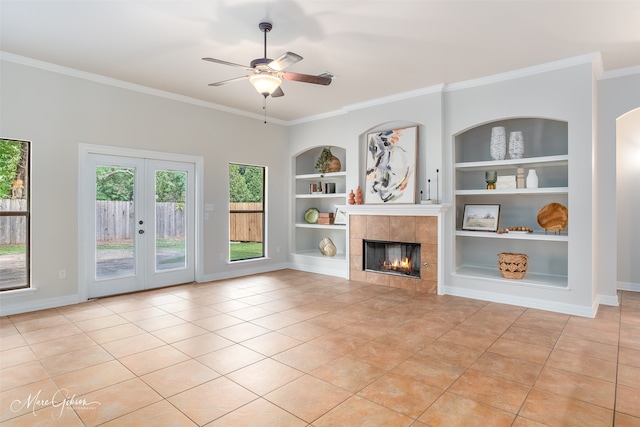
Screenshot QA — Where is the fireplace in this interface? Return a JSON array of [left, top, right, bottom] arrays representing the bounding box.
[[364, 240, 421, 278]]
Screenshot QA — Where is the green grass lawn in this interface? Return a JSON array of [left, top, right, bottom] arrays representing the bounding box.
[[0, 244, 25, 256], [94, 239, 262, 261], [230, 242, 263, 260]]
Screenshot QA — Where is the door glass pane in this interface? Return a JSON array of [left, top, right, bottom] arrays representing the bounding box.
[[95, 166, 135, 280], [0, 139, 29, 290], [155, 170, 187, 271]]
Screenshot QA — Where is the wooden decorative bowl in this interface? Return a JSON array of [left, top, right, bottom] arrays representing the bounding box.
[[537, 202, 568, 232]]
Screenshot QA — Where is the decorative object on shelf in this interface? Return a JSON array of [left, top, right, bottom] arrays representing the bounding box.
[[318, 237, 337, 257], [323, 182, 336, 194], [303, 207, 319, 224], [347, 189, 355, 205], [526, 169, 539, 188], [334, 208, 347, 225], [462, 204, 501, 232], [355, 186, 363, 204], [490, 126, 507, 161], [497, 252, 528, 279], [537, 202, 568, 234], [497, 226, 533, 234], [485, 170, 497, 190], [496, 175, 516, 189], [516, 168, 525, 189], [315, 147, 341, 174], [365, 126, 417, 204], [509, 131, 524, 159], [317, 212, 335, 225]]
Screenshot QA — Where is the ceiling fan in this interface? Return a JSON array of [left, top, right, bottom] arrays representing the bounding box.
[[203, 22, 332, 98]]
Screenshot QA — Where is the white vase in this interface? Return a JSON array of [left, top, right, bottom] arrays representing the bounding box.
[[526, 169, 538, 188], [509, 131, 524, 159], [490, 126, 506, 161]]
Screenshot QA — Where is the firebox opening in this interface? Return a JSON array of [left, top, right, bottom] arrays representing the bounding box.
[[363, 240, 421, 278]]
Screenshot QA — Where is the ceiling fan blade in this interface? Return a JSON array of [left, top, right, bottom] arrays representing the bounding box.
[[268, 52, 303, 71], [271, 86, 284, 97], [280, 71, 332, 86], [202, 57, 253, 71], [208, 75, 250, 86]]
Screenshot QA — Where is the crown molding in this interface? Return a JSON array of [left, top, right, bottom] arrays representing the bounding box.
[[444, 52, 601, 92], [0, 51, 287, 126], [601, 65, 640, 80]]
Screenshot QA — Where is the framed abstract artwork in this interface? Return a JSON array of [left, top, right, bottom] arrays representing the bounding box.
[[365, 126, 417, 204]]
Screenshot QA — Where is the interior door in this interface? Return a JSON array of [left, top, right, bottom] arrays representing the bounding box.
[[86, 154, 195, 298]]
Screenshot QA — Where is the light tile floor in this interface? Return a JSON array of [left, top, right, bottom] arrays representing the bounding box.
[[1, 269, 639, 426]]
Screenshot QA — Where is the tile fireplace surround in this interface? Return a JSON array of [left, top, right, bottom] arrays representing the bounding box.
[[341, 205, 449, 294]]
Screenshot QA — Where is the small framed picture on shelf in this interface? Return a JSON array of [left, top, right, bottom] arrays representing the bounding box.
[[334, 208, 347, 225], [462, 204, 500, 232]]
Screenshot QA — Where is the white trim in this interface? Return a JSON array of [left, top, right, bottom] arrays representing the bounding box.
[[601, 65, 640, 80], [597, 293, 619, 307], [618, 281, 640, 292], [0, 287, 38, 299], [200, 262, 290, 283], [444, 53, 600, 92], [77, 144, 205, 297], [0, 294, 81, 317], [443, 285, 597, 318], [0, 51, 287, 126], [342, 84, 445, 112]]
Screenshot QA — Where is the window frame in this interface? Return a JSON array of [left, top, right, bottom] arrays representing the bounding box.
[[0, 138, 31, 291], [228, 163, 266, 262]]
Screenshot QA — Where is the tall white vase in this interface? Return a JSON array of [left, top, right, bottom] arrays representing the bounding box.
[[526, 169, 539, 188], [490, 127, 506, 161], [509, 131, 524, 159]]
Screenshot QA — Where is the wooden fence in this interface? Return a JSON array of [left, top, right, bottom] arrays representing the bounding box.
[[0, 199, 27, 245], [230, 202, 263, 243], [1, 200, 262, 244], [95, 201, 186, 242]]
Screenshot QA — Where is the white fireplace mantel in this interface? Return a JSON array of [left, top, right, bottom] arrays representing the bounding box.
[[337, 203, 451, 216]]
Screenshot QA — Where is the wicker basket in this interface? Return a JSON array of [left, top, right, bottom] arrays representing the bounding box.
[[497, 252, 528, 279]]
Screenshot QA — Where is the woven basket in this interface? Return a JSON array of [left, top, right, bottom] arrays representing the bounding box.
[[497, 252, 528, 279]]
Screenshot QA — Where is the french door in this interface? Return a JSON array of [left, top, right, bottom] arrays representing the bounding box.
[[84, 153, 195, 298]]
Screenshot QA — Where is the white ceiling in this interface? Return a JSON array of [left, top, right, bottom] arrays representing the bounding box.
[[1, 1, 639, 123]]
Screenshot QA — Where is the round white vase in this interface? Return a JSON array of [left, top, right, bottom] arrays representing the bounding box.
[[490, 127, 506, 161]]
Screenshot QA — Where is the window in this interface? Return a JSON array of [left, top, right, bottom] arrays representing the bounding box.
[[0, 139, 30, 291], [229, 163, 265, 261]]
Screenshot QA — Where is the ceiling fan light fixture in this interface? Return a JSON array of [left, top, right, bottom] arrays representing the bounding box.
[[249, 73, 281, 97]]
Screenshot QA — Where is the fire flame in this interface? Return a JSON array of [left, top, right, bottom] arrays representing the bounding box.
[[383, 257, 411, 271]]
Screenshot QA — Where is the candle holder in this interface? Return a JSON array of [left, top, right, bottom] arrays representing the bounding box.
[[485, 170, 497, 190]]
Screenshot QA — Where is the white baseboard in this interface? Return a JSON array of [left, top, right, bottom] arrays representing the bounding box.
[[199, 262, 291, 283], [618, 281, 640, 292], [288, 263, 348, 279], [597, 293, 620, 306], [443, 285, 596, 318], [0, 294, 83, 316]]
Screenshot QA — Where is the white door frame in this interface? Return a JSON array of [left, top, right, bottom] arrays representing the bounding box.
[[78, 143, 204, 301]]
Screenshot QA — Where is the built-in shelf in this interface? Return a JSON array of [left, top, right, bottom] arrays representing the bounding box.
[[296, 193, 347, 199], [452, 118, 570, 293], [295, 171, 347, 180], [295, 223, 346, 230], [294, 249, 347, 262], [455, 230, 568, 241], [455, 187, 568, 196], [293, 147, 348, 277], [454, 265, 568, 289], [455, 154, 568, 170]]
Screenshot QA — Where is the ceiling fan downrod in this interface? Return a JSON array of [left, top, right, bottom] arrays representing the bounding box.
[[259, 22, 272, 59]]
